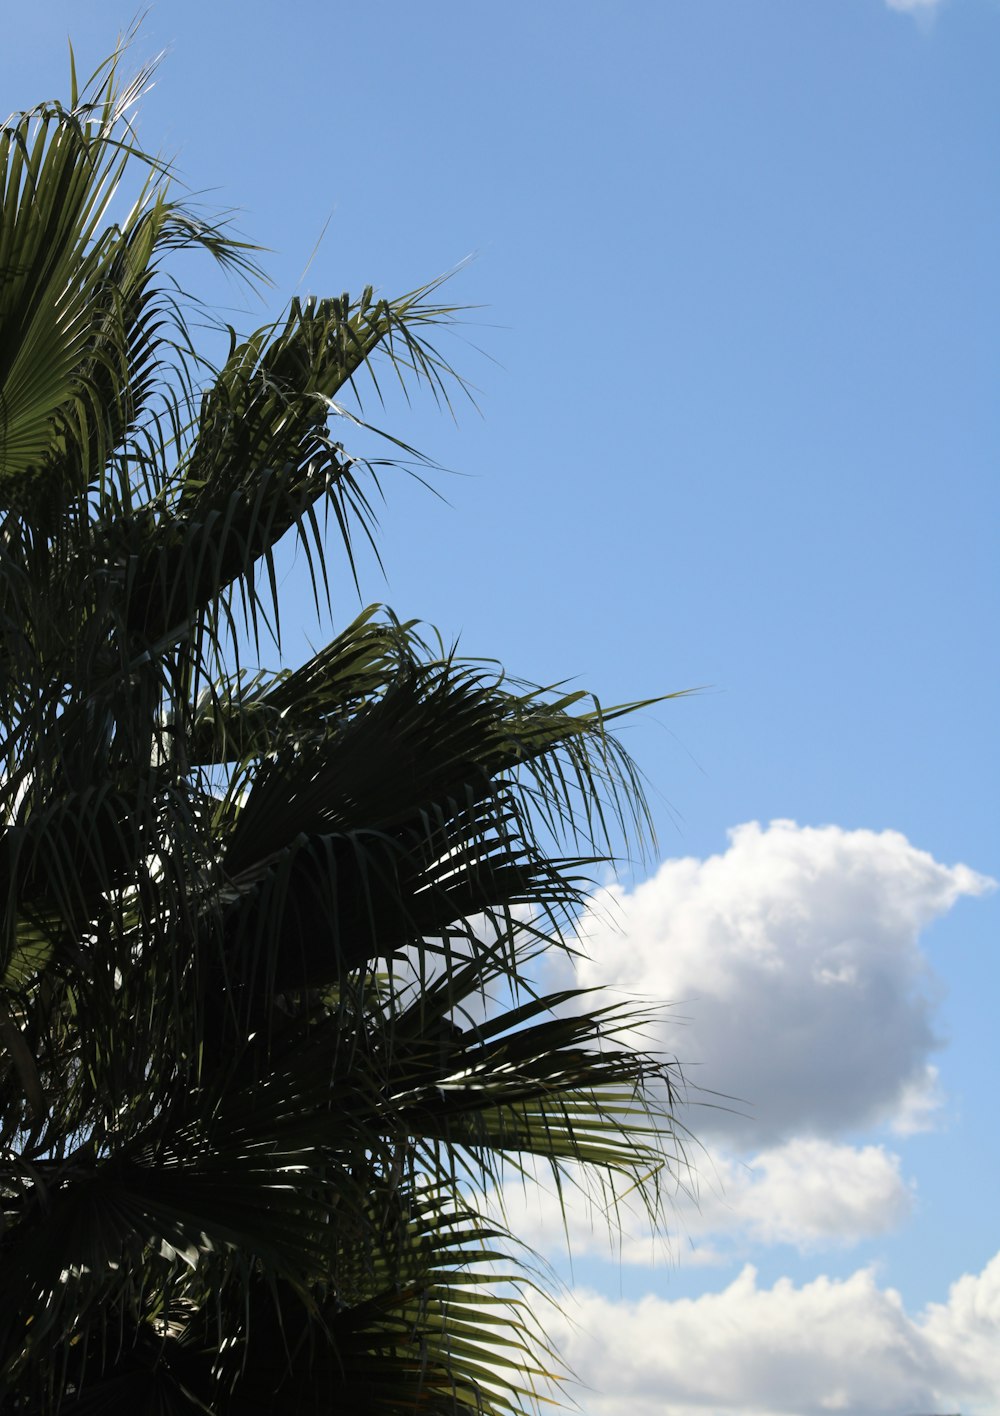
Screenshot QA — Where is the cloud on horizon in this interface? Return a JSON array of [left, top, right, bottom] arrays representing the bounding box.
[[563, 821, 992, 1148], [548, 1251, 1000, 1416]]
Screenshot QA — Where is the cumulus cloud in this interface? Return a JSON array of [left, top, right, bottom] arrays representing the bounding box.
[[548, 1252, 1000, 1416], [565, 821, 992, 1147], [490, 1139, 912, 1268], [686, 1138, 913, 1252]]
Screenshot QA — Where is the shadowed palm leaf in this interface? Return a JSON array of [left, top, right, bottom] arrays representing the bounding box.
[[0, 44, 688, 1416]]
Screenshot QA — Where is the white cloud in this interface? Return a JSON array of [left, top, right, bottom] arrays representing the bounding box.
[[565, 821, 992, 1147], [923, 1254, 1000, 1402], [686, 1139, 913, 1252], [889, 1063, 945, 1136], [490, 1139, 912, 1268], [548, 1251, 1000, 1416], [886, 0, 944, 12]]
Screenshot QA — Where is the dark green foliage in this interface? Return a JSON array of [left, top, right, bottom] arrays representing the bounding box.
[[0, 46, 685, 1415]]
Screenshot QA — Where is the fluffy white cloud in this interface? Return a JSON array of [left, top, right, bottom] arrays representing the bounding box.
[[687, 1138, 913, 1252], [923, 1254, 1000, 1402], [491, 1139, 912, 1267], [547, 1251, 1000, 1416], [565, 821, 992, 1147]]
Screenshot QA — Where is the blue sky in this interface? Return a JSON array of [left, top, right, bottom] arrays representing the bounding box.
[[4, 2, 998, 1411]]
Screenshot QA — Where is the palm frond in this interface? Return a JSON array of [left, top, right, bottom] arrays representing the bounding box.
[[0, 50, 258, 524], [0, 42, 689, 1416]]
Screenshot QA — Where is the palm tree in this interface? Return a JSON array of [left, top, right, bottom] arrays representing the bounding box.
[[0, 45, 685, 1415]]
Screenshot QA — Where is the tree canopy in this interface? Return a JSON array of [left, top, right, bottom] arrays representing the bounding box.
[[0, 45, 686, 1415]]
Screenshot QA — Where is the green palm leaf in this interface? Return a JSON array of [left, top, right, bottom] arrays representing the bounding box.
[[0, 42, 689, 1416]]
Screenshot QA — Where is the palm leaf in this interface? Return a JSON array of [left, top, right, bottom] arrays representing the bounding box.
[[0, 42, 689, 1416]]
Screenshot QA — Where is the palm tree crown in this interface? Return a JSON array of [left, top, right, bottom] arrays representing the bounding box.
[[0, 46, 685, 1415]]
